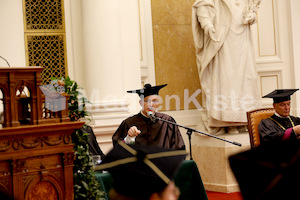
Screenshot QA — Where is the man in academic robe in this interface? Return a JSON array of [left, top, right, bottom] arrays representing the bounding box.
[[112, 84, 186, 150], [258, 89, 300, 145]]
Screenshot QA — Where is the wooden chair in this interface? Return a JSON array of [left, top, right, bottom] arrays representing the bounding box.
[[246, 108, 275, 148]]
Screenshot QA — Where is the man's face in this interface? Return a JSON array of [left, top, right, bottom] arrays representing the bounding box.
[[140, 95, 160, 115], [273, 100, 291, 117], [150, 182, 180, 200]]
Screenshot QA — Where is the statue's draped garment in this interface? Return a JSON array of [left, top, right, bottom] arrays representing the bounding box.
[[192, 0, 261, 133]]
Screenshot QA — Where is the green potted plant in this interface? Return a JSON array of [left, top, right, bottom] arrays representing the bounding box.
[[51, 76, 106, 200]]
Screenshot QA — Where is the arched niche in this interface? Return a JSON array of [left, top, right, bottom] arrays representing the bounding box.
[[0, 183, 10, 199], [24, 175, 63, 200], [0, 83, 9, 128], [15, 85, 32, 125], [0, 90, 4, 128]]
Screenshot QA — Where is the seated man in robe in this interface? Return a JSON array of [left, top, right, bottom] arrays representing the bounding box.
[[258, 89, 300, 145], [112, 84, 185, 150]]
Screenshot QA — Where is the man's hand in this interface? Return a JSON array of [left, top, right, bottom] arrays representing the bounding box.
[[293, 125, 300, 139], [127, 126, 141, 137]]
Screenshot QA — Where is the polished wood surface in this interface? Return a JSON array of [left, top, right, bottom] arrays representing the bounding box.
[[0, 67, 82, 200], [0, 121, 84, 200], [0, 66, 69, 128]]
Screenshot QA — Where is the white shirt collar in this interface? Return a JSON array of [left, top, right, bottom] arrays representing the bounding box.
[[140, 111, 149, 118], [274, 112, 289, 118]]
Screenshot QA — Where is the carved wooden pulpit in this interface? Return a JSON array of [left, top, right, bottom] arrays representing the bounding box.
[[0, 67, 84, 200]]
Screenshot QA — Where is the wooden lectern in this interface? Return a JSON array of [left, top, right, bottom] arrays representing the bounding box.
[[0, 67, 84, 200]]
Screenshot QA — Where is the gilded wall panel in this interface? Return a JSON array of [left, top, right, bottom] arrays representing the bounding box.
[[152, 0, 201, 111]]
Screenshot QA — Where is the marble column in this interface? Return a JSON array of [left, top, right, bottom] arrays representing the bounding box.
[[82, 0, 125, 110], [289, 0, 300, 116], [80, 0, 141, 152]]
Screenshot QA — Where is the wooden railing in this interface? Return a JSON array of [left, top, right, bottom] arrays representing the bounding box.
[[0, 67, 69, 128]]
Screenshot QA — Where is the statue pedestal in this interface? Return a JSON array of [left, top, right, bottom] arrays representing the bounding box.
[[191, 132, 251, 193]]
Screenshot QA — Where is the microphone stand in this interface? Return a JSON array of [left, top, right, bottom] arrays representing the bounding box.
[[153, 116, 242, 160], [0, 56, 10, 67]]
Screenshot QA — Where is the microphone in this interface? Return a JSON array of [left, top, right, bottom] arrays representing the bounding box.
[[147, 111, 156, 123]]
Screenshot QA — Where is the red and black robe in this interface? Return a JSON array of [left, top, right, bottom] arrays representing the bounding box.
[[258, 114, 300, 145]]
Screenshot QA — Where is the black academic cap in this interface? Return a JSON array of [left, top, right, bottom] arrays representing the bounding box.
[[95, 141, 186, 199], [229, 140, 300, 200], [262, 89, 299, 103], [127, 83, 167, 98]]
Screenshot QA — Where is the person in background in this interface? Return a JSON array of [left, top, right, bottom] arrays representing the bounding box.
[[95, 141, 186, 200], [112, 84, 185, 150], [258, 89, 300, 145], [82, 125, 106, 160]]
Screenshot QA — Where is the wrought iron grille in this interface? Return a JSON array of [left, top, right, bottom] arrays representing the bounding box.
[[26, 35, 66, 84], [23, 0, 67, 84], [24, 0, 63, 30]]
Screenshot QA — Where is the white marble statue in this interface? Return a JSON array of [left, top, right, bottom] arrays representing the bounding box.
[[192, 0, 261, 134]]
